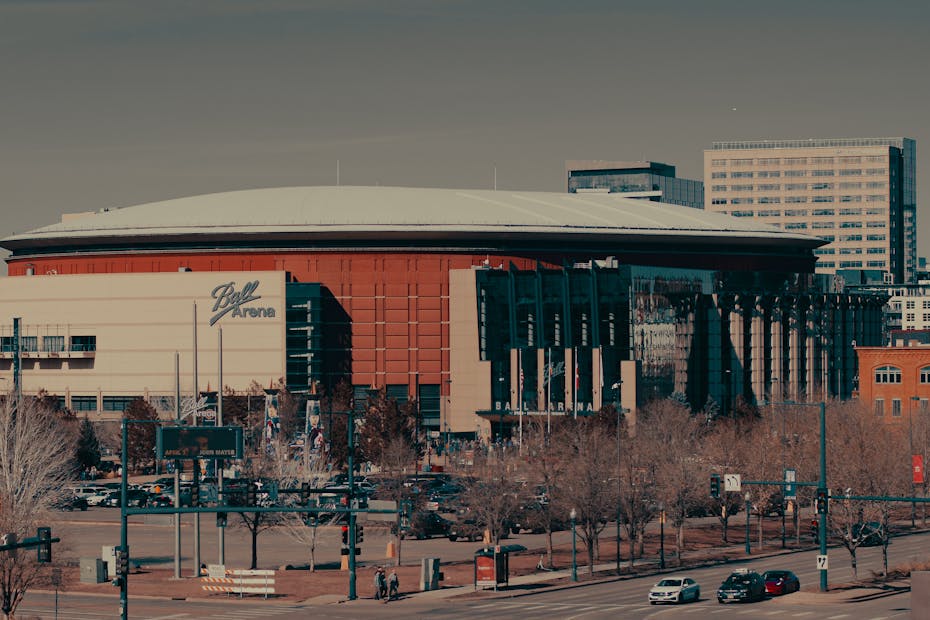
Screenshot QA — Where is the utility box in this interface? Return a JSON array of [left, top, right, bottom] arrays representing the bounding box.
[[102, 545, 117, 579], [80, 558, 107, 584], [420, 557, 441, 591], [914, 571, 930, 620]]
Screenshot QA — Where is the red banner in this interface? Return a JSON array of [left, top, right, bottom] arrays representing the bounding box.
[[913, 455, 924, 485]]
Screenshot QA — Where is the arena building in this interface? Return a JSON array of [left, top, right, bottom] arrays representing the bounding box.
[[0, 186, 884, 437]]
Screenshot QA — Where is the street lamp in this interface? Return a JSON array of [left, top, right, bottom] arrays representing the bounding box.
[[611, 381, 622, 573], [659, 502, 666, 569], [744, 492, 752, 555], [570, 508, 578, 582]]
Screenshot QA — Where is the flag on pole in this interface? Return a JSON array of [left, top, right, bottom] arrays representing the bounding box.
[[574, 351, 580, 390]]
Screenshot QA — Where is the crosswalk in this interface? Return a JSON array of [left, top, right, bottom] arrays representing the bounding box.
[[14, 605, 296, 620]]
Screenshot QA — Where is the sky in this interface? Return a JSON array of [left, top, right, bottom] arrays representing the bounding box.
[[1, 0, 929, 256]]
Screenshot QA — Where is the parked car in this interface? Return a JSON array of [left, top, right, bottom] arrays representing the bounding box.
[[717, 569, 766, 603], [448, 518, 484, 542], [86, 490, 111, 506], [102, 489, 150, 508], [762, 570, 800, 595], [148, 494, 175, 508], [405, 511, 452, 540], [648, 576, 701, 604], [53, 495, 89, 511], [68, 486, 107, 501]]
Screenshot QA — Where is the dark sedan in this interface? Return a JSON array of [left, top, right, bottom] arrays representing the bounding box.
[[102, 489, 149, 508], [763, 570, 800, 595], [717, 570, 765, 603]]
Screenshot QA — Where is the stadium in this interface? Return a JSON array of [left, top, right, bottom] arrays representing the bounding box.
[[0, 186, 882, 437]]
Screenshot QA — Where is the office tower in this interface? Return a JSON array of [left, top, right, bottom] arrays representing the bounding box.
[[567, 160, 704, 209], [705, 138, 917, 283]]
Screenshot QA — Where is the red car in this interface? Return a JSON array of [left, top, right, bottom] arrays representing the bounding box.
[[762, 570, 800, 595]]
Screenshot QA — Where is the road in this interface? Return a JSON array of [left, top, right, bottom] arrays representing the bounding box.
[[21, 526, 925, 619]]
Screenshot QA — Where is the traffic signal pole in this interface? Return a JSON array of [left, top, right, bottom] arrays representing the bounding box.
[[819, 401, 828, 593], [120, 418, 129, 620], [347, 409, 357, 601]]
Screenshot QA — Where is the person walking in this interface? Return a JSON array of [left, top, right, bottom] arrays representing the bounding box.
[[374, 567, 386, 600], [388, 569, 399, 600]]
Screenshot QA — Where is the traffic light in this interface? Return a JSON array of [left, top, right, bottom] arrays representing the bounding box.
[[216, 512, 228, 528], [300, 482, 310, 505], [357, 525, 364, 544], [116, 547, 129, 577], [37, 527, 51, 563], [340, 525, 349, 555], [247, 482, 257, 507], [190, 483, 200, 507], [710, 473, 721, 499], [816, 488, 828, 515]]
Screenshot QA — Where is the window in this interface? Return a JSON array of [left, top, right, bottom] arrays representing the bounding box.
[[818, 261, 835, 267], [866, 234, 885, 241], [784, 209, 808, 216], [732, 158, 753, 166], [923, 300, 930, 309], [730, 184, 753, 191], [758, 197, 781, 204], [731, 172, 754, 178], [730, 210, 755, 217], [103, 396, 138, 412], [784, 170, 807, 177], [839, 208, 862, 216], [820, 235, 835, 242], [867, 221, 886, 228], [785, 222, 808, 229], [711, 172, 727, 179], [20, 336, 37, 352], [811, 183, 834, 190], [839, 221, 862, 228], [786, 183, 808, 191], [757, 209, 781, 216], [865, 155, 886, 163], [812, 170, 835, 177], [867, 195, 886, 202], [839, 182, 862, 189], [838, 156, 861, 164], [71, 336, 97, 352], [711, 198, 727, 205], [840, 196, 862, 203], [839, 248, 862, 255], [812, 209, 835, 216], [865, 168, 887, 175], [812, 196, 835, 203], [71, 396, 98, 412], [865, 208, 886, 216], [814, 248, 835, 255], [811, 222, 835, 229], [866, 248, 886, 254], [42, 336, 64, 352], [785, 196, 808, 203], [730, 198, 753, 205], [842, 234, 862, 242], [874, 399, 884, 416], [757, 171, 781, 178], [784, 157, 807, 165], [711, 159, 727, 167], [758, 158, 780, 166], [712, 185, 727, 192], [907, 301, 916, 309], [839, 169, 862, 176], [866, 182, 887, 189], [892, 399, 902, 417], [875, 366, 902, 384], [757, 184, 781, 191], [811, 157, 834, 165], [839, 261, 862, 268]]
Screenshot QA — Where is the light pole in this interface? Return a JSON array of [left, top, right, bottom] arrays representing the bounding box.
[[570, 508, 578, 582], [659, 503, 666, 569], [724, 368, 731, 417], [911, 396, 920, 528], [611, 381, 622, 573], [744, 492, 751, 555]]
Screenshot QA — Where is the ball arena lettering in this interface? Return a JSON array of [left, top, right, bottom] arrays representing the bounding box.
[[209, 280, 276, 326]]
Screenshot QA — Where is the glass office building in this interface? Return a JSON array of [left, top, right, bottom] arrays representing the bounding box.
[[567, 161, 704, 209]]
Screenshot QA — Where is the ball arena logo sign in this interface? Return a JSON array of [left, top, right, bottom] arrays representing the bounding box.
[[209, 280, 276, 326]]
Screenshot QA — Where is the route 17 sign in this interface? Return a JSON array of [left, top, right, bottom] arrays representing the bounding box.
[[724, 474, 741, 493], [816, 555, 829, 570]]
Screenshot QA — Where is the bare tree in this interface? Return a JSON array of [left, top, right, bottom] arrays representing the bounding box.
[[377, 436, 418, 567], [123, 398, 160, 473], [700, 416, 754, 543], [234, 446, 288, 569], [826, 401, 907, 579], [552, 419, 618, 575], [616, 419, 657, 568], [460, 450, 526, 545], [518, 421, 570, 568], [648, 400, 704, 565], [0, 396, 75, 618], [277, 446, 332, 572]]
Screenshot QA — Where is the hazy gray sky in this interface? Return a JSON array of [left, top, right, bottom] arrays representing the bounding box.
[[2, 0, 929, 252]]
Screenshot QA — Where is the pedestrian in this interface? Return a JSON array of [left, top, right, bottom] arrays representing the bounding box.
[[388, 569, 399, 600], [374, 567, 385, 600], [379, 567, 388, 602]]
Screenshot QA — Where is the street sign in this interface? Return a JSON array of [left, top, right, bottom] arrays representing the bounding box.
[[724, 474, 741, 493], [816, 555, 829, 570], [784, 468, 797, 500]]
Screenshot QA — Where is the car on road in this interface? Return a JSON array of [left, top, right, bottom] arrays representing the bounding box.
[[448, 518, 484, 542], [148, 494, 175, 508], [717, 569, 766, 603], [648, 576, 700, 604], [762, 570, 800, 595]]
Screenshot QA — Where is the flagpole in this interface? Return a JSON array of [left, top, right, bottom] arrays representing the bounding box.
[[573, 346, 578, 420], [518, 348, 523, 454], [546, 347, 551, 436]]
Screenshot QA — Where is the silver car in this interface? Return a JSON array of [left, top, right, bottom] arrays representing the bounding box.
[[648, 576, 700, 604]]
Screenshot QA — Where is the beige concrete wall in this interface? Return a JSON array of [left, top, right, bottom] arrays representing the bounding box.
[[0, 271, 286, 402], [449, 268, 491, 437]]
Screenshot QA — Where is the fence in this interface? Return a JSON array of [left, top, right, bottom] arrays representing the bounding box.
[[201, 568, 276, 598]]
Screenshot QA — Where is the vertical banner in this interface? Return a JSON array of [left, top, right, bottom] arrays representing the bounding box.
[[913, 455, 924, 485], [264, 389, 280, 441], [306, 397, 322, 451]]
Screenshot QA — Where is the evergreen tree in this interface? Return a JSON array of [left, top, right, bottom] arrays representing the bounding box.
[[75, 417, 102, 470]]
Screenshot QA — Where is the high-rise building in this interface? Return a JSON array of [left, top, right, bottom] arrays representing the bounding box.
[[567, 160, 704, 209], [704, 138, 917, 283]]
